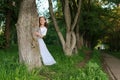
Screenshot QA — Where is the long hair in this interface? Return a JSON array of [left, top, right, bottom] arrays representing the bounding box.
[[39, 16, 48, 28]]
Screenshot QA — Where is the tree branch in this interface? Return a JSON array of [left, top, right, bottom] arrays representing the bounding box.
[[64, 0, 71, 31], [71, 0, 82, 31], [71, 32, 76, 50], [48, 0, 65, 47]]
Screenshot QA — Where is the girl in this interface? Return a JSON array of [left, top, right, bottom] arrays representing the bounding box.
[[35, 16, 56, 65]]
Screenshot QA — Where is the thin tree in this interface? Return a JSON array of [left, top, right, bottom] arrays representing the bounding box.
[[48, 0, 82, 56]]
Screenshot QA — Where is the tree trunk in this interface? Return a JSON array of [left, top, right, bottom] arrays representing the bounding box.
[[64, 0, 82, 55], [4, 1, 12, 48], [16, 0, 42, 70], [4, 9, 11, 48], [48, 0, 82, 56], [76, 7, 83, 49]]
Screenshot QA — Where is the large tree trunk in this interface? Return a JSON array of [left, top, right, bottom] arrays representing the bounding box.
[[16, 0, 42, 70]]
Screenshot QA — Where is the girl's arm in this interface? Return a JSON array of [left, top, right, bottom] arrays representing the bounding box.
[[34, 32, 43, 38], [35, 28, 47, 38]]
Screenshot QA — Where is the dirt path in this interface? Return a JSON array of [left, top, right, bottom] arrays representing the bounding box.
[[102, 53, 120, 80]]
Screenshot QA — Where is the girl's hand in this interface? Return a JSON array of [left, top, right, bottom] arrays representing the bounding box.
[[34, 32, 39, 36], [34, 32, 43, 38]]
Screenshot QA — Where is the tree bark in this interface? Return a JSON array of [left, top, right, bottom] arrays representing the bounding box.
[[4, 0, 12, 48], [4, 9, 11, 48], [16, 0, 42, 70], [76, 20, 84, 49], [48, 0, 82, 56]]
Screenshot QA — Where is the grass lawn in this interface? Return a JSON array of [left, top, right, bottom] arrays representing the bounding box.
[[0, 45, 109, 80]]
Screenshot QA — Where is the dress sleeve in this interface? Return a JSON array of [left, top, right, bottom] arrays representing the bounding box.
[[41, 27, 47, 36]]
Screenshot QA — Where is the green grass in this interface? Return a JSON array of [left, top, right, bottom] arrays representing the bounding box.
[[0, 45, 109, 80], [0, 46, 41, 80]]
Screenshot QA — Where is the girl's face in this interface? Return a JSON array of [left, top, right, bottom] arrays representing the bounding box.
[[39, 17, 46, 26]]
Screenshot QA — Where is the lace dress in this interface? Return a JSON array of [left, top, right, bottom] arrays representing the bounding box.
[[38, 26, 56, 65]]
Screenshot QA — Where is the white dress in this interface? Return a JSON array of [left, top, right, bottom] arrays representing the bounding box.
[[38, 26, 56, 65]]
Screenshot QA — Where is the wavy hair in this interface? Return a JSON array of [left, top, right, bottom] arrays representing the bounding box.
[[39, 16, 48, 28]]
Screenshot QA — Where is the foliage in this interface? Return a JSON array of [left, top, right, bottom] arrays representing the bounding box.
[[0, 32, 5, 48], [102, 0, 120, 6], [44, 22, 59, 45], [45, 19, 66, 45], [102, 6, 120, 51], [0, 0, 19, 25], [39, 46, 109, 80], [78, 0, 106, 48], [0, 45, 109, 80], [0, 0, 20, 47], [79, 0, 120, 50], [108, 51, 120, 59], [0, 46, 42, 80]]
